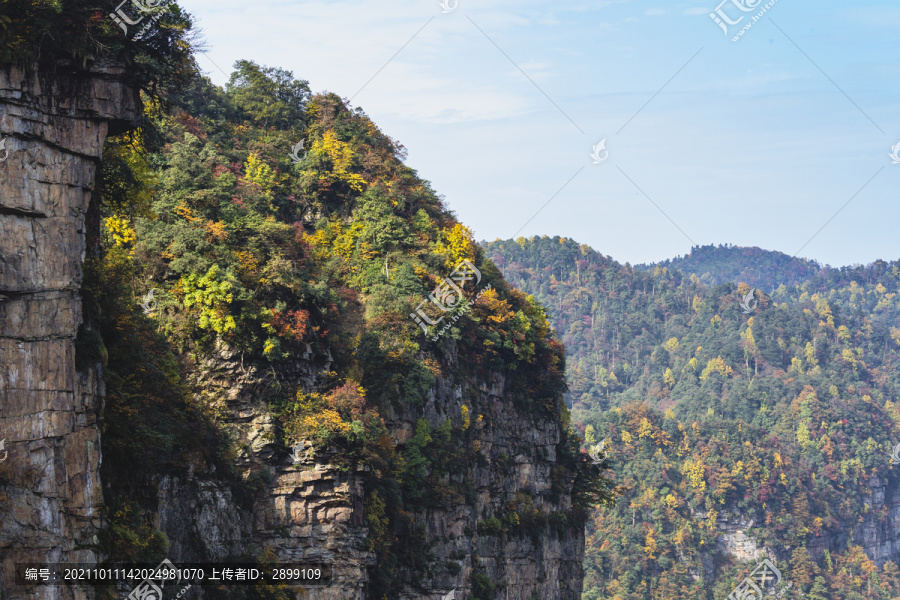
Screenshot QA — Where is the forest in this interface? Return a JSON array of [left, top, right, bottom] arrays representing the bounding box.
[[635, 244, 825, 290], [486, 236, 900, 600]]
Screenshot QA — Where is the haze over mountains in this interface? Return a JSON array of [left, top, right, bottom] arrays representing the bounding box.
[[637, 243, 893, 293]]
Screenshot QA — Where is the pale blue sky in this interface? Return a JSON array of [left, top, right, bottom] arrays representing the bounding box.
[[177, 0, 900, 267]]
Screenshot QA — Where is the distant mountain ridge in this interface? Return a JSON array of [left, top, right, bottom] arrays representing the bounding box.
[[635, 244, 824, 290]]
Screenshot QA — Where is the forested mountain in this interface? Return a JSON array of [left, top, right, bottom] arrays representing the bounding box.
[[636, 244, 824, 290], [0, 0, 610, 593], [25, 51, 630, 600], [485, 236, 900, 600]]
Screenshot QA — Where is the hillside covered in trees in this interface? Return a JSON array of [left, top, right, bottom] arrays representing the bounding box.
[[485, 236, 900, 600]]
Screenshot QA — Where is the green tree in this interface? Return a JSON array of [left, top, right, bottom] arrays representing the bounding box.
[[226, 60, 310, 130], [806, 576, 829, 600]]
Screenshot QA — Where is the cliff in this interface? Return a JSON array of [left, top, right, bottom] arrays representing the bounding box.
[[0, 60, 591, 600], [715, 475, 900, 571], [143, 340, 586, 600], [0, 61, 140, 599]]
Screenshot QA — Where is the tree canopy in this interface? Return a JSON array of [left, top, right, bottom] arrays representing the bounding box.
[[487, 235, 900, 600]]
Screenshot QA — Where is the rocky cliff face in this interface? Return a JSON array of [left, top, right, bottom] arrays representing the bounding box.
[[143, 341, 584, 600], [0, 62, 139, 599], [853, 476, 900, 567], [383, 363, 584, 600], [710, 475, 900, 577], [131, 343, 376, 600]]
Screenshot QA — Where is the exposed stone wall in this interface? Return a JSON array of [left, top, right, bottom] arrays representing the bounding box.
[[165, 345, 376, 600], [854, 476, 900, 566], [715, 513, 767, 564], [150, 342, 584, 600], [384, 364, 585, 600], [710, 476, 900, 577], [0, 62, 139, 600]]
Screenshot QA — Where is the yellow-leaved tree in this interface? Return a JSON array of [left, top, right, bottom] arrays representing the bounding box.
[[308, 130, 367, 193], [244, 152, 278, 199], [104, 215, 137, 252], [700, 356, 733, 380], [663, 368, 675, 389], [436, 223, 477, 270], [180, 265, 238, 335]]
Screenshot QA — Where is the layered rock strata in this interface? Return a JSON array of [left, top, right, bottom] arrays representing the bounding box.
[[0, 62, 139, 600], [158, 345, 585, 600]]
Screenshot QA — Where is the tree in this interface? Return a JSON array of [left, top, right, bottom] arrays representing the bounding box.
[[0, 0, 195, 95], [664, 367, 676, 389], [806, 576, 829, 600], [226, 60, 311, 130], [355, 186, 411, 254], [789, 547, 815, 589]]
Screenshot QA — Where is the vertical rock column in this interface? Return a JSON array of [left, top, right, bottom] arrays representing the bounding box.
[[0, 63, 139, 599]]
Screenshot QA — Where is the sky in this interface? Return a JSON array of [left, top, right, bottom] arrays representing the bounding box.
[[176, 0, 900, 267]]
